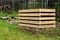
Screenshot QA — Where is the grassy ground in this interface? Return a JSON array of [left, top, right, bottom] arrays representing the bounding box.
[[0, 11, 60, 40]]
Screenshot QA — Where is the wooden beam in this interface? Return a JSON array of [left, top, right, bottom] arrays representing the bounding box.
[[39, 25, 56, 28], [19, 13, 55, 17], [19, 24, 56, 28], [19, 13, 40, 16], [39, 9, 55, 12], [19, 20, 55, 25], [20, 17, 55, 20], [19, 9, 55, 12], [41, 13, 55, 16], [19, 24, 39, 28]]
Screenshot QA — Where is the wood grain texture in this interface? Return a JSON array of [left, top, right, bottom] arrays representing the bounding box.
[[19, 24, 39, 28], [19, 20, 55, 25], [19, 24, 56, 28], [19, 9, 55, 12], [19, 9, 56, 28], [39, 9, 55, 12], [39, 25, 56, 28], [41, 13, 55, 16], [19, 13, 40, 16], [19, 17, 55, 20], [19, 13, 55, 16]]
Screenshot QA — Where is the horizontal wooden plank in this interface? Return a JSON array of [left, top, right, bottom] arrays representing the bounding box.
[[39, 9, 55, 12], [19, 20, 39, 24], [39, 25, 56, 28], [19, 24, 39, 28], [19, 20, 55, 24], [19, 13, 40, 16], [41, 13, 55, 16], [20, 17, 55, 20], [19, 9, 39, 12], [19, 9, 55, 12], [41, 21, 56, 24], [19, 13, 55, 17], [20, 17, 39, 20], [41, 17, 56, 20], [19, 24, 56, 28]]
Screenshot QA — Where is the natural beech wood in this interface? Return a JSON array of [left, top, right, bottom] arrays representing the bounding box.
[[19, 9, 55, 12], [41, 13, 55, 16], [19, 9, 40, 12], [19, 20, 39, 24], [19, 9, 56, 28], [19, 24, 56, 28], [40, 17, 55, 20], [19, 24, 39, 28], [20, 17, 55, 20], [20, 13, 40, 16], [39, 25, 56, 28], [39, 9, 55, 12], [41, 21, 56, 24], [19, 20, 55, 24], [19, 13, 55, 17]]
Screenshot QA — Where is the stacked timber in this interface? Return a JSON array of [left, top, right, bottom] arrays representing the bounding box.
[[19, 9, 56, 29]]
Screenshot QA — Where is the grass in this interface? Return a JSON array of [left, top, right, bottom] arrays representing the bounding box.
[[0, 11, 18, 18], [0, 11, 60, 40], [0, 20, 40, 40]]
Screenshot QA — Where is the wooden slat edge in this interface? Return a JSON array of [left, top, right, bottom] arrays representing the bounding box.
[[19, 24, 56, 28], [19, 13, 55, 16], [20, 17, 55, 20], [19, 13, 39, 16], [19, 24, 39, 28], [41, 13, 55, 16], [19, 20, 56, 24], [39, 9, 55, 12], [19, 9, 39, 12], [19, 9, 55, 12], [39, 25, 56, 28]]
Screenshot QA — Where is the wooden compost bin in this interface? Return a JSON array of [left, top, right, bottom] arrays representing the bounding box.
[[19, 9, 56, 28]]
